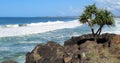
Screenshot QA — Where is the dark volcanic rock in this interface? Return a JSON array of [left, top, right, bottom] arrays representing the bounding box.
[[26, 33, 120, 63], [64, 34, 94, 46], [64, 44, 80, 63], [25, 41, 64, 63], [2, 60, 18, 63], [64, 33, 116, 47]]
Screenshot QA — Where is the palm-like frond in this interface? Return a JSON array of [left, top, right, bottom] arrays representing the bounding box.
[[95, 9, 115, 26], [79, 13, 89, 24], [104, 10, 115, 26], [79, 4, 97, 24], [84, 4, 97, 17]]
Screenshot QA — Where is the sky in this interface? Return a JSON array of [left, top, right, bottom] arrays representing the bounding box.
[[0, 0, 120, 17]]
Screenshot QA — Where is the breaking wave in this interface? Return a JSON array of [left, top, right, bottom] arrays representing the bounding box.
[[0, 20, 82, 37]]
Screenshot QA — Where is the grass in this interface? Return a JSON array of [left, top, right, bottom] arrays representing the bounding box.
[[82, 42, 120, 63]]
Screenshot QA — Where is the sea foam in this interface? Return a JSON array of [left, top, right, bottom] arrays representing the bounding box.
[[0, 20, 81, 37]]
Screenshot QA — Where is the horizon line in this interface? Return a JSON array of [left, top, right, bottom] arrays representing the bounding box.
[[0, 16, 79, 17], [0, 16, 119, 18]]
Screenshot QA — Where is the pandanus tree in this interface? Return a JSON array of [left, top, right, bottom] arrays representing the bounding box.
[[79, 4, 115, 41]]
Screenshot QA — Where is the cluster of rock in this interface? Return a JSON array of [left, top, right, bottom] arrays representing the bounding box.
[[25, 33, 120, 63], [2, 33, 120, 63]]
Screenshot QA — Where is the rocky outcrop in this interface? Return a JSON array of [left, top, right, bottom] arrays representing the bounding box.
[[26, 33, 120, 63], [26, 41, 64, 63], [2, 60, 18, 63]]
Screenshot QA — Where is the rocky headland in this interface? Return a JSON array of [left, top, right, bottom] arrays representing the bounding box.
[[2, 33, 120, 63]]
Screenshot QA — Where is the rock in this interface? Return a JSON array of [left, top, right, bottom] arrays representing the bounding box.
[[111, 35, 120, 44], [25, 41, 64, 63], [26, 33, 120, 63], [64, 44, 80, 63], [109, 35, 120, 59], [64, 57, 72, 63], [2, 60, 18, 63], [64, 34, 94, 46], [64, 33, 116, 47]]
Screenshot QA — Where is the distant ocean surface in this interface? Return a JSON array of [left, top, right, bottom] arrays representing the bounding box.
[[0, 17, 120, 63]]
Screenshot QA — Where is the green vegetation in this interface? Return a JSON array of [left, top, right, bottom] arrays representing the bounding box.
[[79, 4, 115, 41]]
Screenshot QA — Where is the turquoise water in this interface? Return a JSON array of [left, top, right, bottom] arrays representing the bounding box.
[[0, 17, 119, 63], [0, 25, 90, 63]]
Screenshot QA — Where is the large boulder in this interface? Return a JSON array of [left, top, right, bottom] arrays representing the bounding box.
[[25, 41, 64, 63]]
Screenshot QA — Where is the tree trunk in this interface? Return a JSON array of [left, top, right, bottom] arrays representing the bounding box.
[[95, 27, 101, 35], [87, 20, 95, 37], [98, 25, 103, 36], [91, 27, 95, 37], [95, 25, 103, 35], [94, 25, 104, 42], [98, 27, 102, 36], [94, 25, 103, 42]]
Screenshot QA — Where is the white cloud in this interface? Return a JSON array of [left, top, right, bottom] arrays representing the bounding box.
[[95, 0, 120, 10], [95, 0, 120, 16]]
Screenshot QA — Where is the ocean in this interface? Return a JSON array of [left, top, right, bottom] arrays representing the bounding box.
[[0, 17, 120, 63]]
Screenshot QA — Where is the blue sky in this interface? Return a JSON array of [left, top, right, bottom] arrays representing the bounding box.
[[0, 0, 120, 17]]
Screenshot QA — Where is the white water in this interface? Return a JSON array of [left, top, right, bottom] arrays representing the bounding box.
[[0, 20, 81, 37]]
